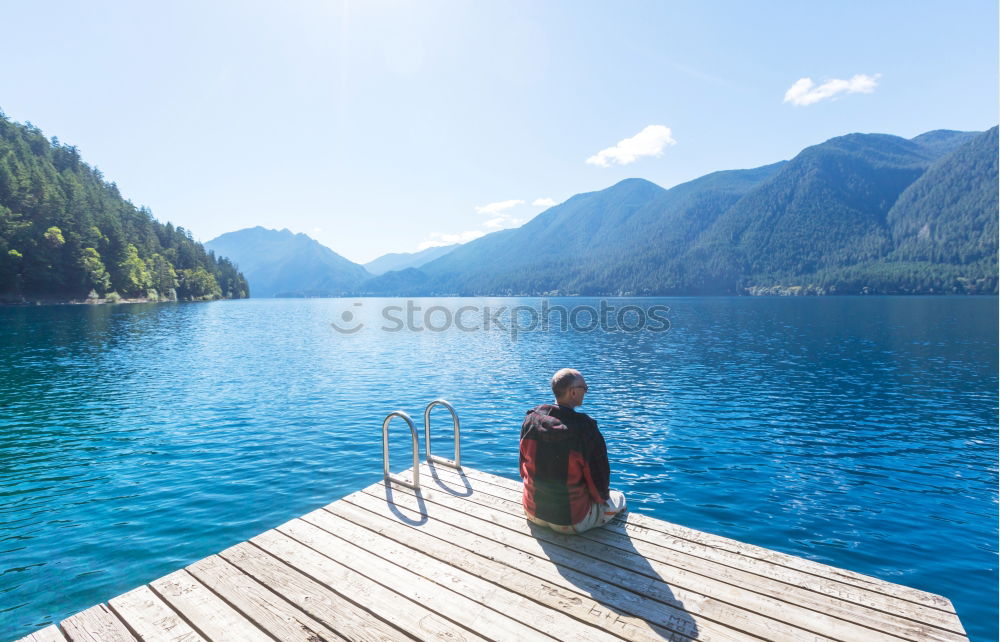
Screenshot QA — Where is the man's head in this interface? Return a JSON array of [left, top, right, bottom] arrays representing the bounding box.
[[551, 368, 588, 408]]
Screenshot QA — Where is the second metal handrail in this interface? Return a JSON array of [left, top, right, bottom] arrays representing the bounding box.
[[424, 399, 461, 469], [382, 410, 420, 490]]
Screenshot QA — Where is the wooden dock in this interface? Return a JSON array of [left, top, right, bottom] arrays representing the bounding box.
[[20, 463, 967, 641]]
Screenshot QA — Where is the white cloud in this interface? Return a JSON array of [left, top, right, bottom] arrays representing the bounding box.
[[484, 215, 524, 230], [476, 199, 528, 230], [783, 74, 880, 106], [475, 199, 524, 215], [417, 230, 486, 250], [586, 125, 676, 167], [532, 197, 556, 207], [416, 197, 534, 251]]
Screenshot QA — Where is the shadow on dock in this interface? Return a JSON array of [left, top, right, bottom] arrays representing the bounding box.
[[382, 482, 428, 526], [532, 513, 699, 641], [425, 461, 473, 497]]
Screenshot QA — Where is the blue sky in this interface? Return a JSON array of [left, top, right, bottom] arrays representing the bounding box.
[[2, 0, 997, 263]]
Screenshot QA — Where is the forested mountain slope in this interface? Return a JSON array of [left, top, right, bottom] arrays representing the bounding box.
[[888, 127, 998, 265], [0, 114, 247, 301], [362, 128, 997, 295]]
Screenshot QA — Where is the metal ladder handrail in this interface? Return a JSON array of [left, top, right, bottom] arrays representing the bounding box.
[[382, 410, 420, 490], [424, 399, 461, 469]]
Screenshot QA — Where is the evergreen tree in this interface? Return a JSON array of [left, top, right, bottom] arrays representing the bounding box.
[[115, 244, 152, 297], [78, 247, 111, 294], [0, 112, 247, 301]]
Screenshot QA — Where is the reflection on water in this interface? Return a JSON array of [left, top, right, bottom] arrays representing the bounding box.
[[0, 297, 996, 640]]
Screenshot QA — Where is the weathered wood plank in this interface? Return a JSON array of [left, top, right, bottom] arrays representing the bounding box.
[[186, 553, 344, 641], [17, 625, 68, 642], [18, 465, 966, 642], [324, 492, 692, 642], [347, 486, 785, 642], [417, 465, 965, 640], [150, 569, 271, 642], [59, 603, 138, 642], [278, 516, 557, 642], [363, 479, 949, 642], [300, 503, 622, 642], [108, 584, 205, 642], [219, 542, 408, 642], [436, 464, 955, 613], [251, 527, 485, 642], [392, 477, 905, 642], [426, 461, 967, 636]]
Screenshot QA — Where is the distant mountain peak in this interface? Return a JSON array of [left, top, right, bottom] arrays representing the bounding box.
[[910, 129, 970, 142], [205, 227, 369, 297], [604, 177, 666, 194], [612, 177, 662, 188], [364, 244, 459, 276], [909, 129, 983, 159]]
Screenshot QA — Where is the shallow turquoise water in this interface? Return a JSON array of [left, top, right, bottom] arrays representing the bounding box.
[[0, 296, 996, 640]]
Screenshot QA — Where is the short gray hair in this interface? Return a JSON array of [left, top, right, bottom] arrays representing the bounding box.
[[551, 368, 583, 398]]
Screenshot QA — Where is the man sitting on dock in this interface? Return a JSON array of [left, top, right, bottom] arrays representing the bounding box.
[[519, 368, 627, 534]]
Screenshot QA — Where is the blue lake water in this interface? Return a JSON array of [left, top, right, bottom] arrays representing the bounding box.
[[0, 296, 996, 640]]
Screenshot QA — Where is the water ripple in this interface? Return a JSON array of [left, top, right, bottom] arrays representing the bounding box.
[[0, 297, 996, 640]]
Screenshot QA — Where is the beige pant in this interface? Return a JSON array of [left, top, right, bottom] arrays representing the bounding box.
[[526, 490, 627, 534]]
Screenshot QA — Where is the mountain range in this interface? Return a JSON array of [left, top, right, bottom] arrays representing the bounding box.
[[363, 244, 458, 276], [209, 127, 998, 297], [205, 227, 368, 297]]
